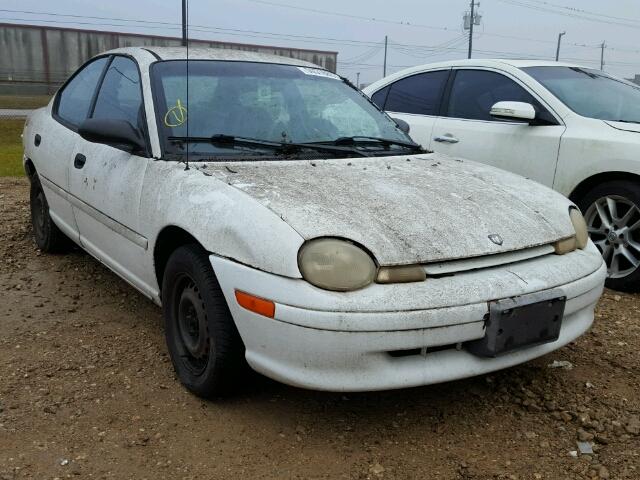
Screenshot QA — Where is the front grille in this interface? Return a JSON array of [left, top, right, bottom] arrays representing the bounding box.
[[423, 244, 555, 276]]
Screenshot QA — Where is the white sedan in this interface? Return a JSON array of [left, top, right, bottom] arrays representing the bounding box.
[[364, 59, 640, 292], [23, 47, 605, 396]]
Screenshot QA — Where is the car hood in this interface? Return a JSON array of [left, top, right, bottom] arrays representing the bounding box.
[[206, 153, 575, 265], [604, 120, 640, 133]]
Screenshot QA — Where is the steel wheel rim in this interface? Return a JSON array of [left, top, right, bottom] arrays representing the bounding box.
[[175, 275, 210, 374], [584, 195, 640, 279]]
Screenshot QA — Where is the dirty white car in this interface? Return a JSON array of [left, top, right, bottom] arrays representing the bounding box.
[[23, 47, 606, 397]]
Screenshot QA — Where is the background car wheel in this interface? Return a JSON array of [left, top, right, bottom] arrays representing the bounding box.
[[30, 174, 72, 253], [162, 244, 245, 398], [577, 180, 640, 292]]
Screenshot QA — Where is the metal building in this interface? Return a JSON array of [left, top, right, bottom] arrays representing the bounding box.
[[0, 23, 338, 95]]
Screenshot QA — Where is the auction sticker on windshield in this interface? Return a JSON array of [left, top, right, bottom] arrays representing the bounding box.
[[297, 67, 340, 80]]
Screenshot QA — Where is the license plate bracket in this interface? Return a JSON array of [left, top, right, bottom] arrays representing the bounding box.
[[467, 291, 566, 358]]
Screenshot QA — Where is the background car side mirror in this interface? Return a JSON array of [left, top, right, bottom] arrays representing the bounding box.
[[490, 101, 537, 124], [391, 117, 411, 134], [78, 118, 146, 154]]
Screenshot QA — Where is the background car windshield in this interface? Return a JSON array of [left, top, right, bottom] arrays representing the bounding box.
[[524, 66, 640, 123], [152, 60, 408, 154]]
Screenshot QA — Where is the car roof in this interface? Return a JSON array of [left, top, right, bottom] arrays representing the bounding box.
[[102, 46, 321, 69], [394, 58, 584, 71], [362, 58, 588, 94]]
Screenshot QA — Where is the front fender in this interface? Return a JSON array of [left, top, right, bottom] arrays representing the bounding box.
[[555, 124, 640, 196], [141, 161, 305, 278]]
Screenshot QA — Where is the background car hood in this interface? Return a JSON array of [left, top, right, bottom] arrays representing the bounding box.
[[207, 153, 575, 265], [604, 120, 640, 133]]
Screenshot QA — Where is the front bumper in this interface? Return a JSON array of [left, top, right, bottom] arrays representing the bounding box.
[[211, 245, 606, 392]]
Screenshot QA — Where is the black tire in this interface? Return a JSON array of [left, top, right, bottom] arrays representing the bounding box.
[[162, 244, 245, 398], [29, 174, 72, 253], [576, 180, 640, 292]]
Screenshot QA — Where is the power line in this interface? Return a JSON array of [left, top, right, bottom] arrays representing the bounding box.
[[2, 14, 640, 75], [0, 8, 180, 26], [496, 0, 640, 30], [528, 0, 640, 25], [3, 6, 640, 55], [246, 0, 456, 32]]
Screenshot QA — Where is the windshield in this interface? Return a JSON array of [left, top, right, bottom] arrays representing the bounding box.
[[523, 66, 640, 123], [151, 60, 412, 158]]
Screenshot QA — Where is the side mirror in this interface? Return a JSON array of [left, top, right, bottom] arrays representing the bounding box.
[[78, 118, 146, 154], [391, 117, 410, 134], [490, 101, 536, 123]]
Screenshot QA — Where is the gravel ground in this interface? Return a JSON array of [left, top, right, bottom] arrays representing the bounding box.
[[1, 177, 639, 480]]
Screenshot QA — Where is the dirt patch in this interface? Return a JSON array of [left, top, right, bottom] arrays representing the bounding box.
[[1, 177, 638, 479]]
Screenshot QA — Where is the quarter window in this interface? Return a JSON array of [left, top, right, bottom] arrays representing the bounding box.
[[447, 70, 539, 121], [371, 85, 390, 109], [92, 56, 144, 129], [384, 70, 449, 115], [56, 57, 109, 127]]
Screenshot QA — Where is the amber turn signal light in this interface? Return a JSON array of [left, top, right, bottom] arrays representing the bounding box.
[[235, 290, 275, 318]]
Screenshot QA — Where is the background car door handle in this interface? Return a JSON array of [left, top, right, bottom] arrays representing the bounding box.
[[74, 153, 87, 169], [434, 134, 460, 144]]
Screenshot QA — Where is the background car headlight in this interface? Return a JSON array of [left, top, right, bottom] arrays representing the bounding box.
[[298, 238, 377, 291], [554, 207, 589, 254]]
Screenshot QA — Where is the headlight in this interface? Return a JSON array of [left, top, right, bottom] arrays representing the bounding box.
[[298, 238, 377, 291], [554, 207, 589, 254]]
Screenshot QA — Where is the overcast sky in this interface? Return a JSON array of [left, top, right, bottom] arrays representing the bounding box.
[[3, 0, 640, 84]]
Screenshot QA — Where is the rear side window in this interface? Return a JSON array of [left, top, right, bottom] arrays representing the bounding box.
[[371, 86, 390, 109], [56, 57, 109, 127], [92, 56, 144, 129], [384, 70, 449, 115], [447, 69, 539, 121]]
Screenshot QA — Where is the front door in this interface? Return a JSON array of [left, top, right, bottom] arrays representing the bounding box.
[[430, 69, 565, 187], [373, 69, 450, 150], [67, 55, 153, 295]]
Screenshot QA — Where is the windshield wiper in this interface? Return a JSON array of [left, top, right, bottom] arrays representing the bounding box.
[[168, 134, 369, 157], [311, 136, 424, 152]]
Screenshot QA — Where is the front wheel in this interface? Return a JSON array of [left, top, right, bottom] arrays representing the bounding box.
[[578, 180, 640, 292], [162, 244, 245, 397]]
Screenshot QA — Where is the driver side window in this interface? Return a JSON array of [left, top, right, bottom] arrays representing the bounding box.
[[447, 69, 543, 122]]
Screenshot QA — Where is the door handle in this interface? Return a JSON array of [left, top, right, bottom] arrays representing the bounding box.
[[34, 134, 41, 147], [74, 153, 87, 169], [433, 134, 459, 144]]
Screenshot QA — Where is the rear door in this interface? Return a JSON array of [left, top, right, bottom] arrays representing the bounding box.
[[68, 55, 153, 294], [430, 68, 565, 187], [37, 56, 110, 240], [371, 69, 450, 149]]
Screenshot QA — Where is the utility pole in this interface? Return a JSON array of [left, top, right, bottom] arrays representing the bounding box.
[[555, 31, 565, 61], [468, 0, 475, 59], [181, 0, 188, 47], [600, 41, 606, 70], [356, 72, 360, 89], [383, 36, 388, 77], [464, 2, 481, 58]]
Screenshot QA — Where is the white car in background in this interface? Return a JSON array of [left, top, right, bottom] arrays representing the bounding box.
[[364, 60, 640, 292], [23, 48, 605, 397]]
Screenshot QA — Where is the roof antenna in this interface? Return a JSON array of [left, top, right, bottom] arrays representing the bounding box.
[[182, 0, 190, 170]]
